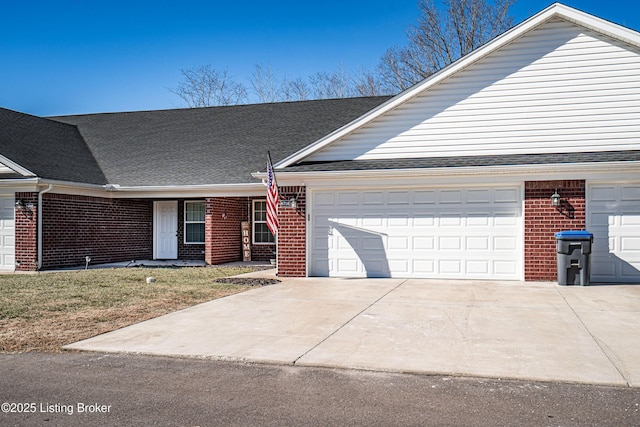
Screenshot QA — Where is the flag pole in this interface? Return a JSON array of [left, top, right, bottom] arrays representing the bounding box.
[[266, 151, 279, 276]]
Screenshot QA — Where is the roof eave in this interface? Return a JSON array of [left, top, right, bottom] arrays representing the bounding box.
[[266, 161, 640, 184]]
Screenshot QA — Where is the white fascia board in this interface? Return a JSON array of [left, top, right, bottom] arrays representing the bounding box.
[[270, 161, 640, 188], [10, 179, 266, 199], [0, 154, 36, 177], [0, 178, 40, 194], [553, 3, 640, 48], [276, 3, 640, 169], [104, 183, 266, 199]]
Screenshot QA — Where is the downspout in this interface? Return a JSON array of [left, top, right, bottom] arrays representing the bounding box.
[[37, 184, 53, 271]]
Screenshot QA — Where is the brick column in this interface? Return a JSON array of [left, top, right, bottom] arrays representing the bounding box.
[[14, 192, 38, 271], [277, 186, 306, 277], [524, 180, 585, 281]]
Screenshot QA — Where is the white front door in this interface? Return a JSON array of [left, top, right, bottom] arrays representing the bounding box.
[[0, 195, 15, 270], [154, 201, 178, 260], [310, 186, 523, 279]]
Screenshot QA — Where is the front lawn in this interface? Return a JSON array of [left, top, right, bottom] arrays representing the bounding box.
[[0, 266, 256, 353]]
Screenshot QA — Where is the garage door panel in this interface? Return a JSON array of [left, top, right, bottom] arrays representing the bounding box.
[[467, 189, 490, 203], [494, 236, 518, 251], [362, 191, 384, 205], [413, 236, 435, 250], [439, 236, 462, 250], [621, 185, 640, 200], [414, 216, 435, 227], [621, 213, 640, 226], [413, 260, 435, 273], [466, 236, 489, 250], [388, 191, 410, 204], [467, 260, 489, 274], [494, 260, 518, 275], [414, 191, 436, 204], [440, 190, 462, 204], [588, 183, 640, 283], [621, 237, 640, 251], [495, 188, 520, 203], [311, 187, 522, 279], [439, 259, 462, 274], [467, 214, 490, 226]]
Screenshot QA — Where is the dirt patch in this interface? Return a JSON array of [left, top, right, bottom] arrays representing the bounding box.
[[215, 277, 281, 287]]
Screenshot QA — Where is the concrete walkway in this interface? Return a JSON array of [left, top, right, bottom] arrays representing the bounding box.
[[64, 273, 640, 387]]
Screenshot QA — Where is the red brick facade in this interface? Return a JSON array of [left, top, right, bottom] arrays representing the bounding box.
[[14, 193, 277, 271], [523, 180, 586, 281], [41, 194, 153, 269], [204, 196, 276, 265], [14, 192, 38, 271], [276, 186, 306, 277], [205, 197, 247, 264]]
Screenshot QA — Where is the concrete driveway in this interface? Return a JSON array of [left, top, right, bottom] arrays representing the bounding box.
[[64, 273, 640, 387]]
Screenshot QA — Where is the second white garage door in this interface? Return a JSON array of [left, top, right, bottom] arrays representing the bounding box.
[[588, 183, 640, 283], [310, 186, 523, 279]]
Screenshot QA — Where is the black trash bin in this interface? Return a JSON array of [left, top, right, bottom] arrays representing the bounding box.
[[555, 230, 593, 286]]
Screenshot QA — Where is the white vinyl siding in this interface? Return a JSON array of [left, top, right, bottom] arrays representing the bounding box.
[[307, 19, 640, 162], [588, 183, 640, 283], [310, 186, 523, 279]]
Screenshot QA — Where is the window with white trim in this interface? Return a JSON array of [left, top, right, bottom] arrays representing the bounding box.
[[253, 200, 275, 244], [184, 201, 205, 244]]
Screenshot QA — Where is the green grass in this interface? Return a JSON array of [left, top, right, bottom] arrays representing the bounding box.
[[0, 266, 257, 352]]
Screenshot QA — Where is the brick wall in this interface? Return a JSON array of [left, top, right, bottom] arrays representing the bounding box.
[[524, 180, 586, 281], [276, 186, 306, 277], [205, 197, 248, 264], [40, 193, 153, 269], [14, 192, 38, 271]]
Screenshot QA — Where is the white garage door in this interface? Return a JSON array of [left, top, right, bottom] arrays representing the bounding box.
[[588, 183, 640, 283], [310, 186, 523, 279], [0, 195, 15, 271]]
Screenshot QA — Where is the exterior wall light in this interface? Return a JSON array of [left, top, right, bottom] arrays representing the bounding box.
[[550, 189, 561, 207], [14, 200, 34, 211], [289, 196, 298, 210]]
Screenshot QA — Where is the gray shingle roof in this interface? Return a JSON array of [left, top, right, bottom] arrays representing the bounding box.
[[0, 108, 107, 184], [282, 151, 640, 172], [51, 97, 392, 186]]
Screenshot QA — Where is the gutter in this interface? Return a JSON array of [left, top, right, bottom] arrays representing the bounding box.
[[37, 184, 53, 270]]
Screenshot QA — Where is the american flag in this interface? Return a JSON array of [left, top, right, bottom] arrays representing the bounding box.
[[266, 153, 279, 236]]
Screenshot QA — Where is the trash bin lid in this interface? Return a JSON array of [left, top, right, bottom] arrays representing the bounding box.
[[554, 230, 593, 239]]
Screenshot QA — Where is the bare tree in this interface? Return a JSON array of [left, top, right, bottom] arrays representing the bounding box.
[[379, 0, 516, 92], [250, 63, 282, 103], [171, 65, 248, 107], [309, 65, 356, 99], [353, 68, 389, 97], [282, 76, 310, 101]]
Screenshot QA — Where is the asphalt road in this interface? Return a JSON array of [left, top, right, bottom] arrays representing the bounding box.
[[0, 352, 638, 426]]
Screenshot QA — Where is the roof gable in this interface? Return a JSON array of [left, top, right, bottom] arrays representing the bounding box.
[[278, 3, 640, 167]]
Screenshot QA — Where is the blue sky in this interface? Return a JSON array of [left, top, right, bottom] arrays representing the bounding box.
[[1, 0, 638, 116]]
